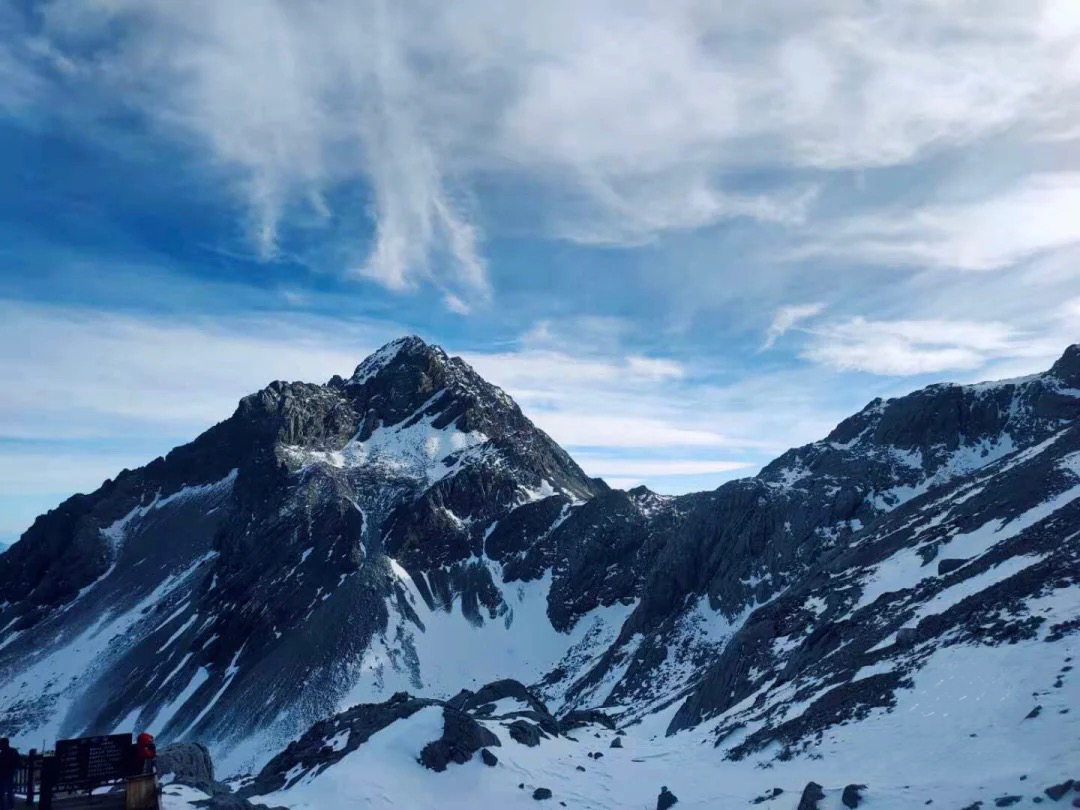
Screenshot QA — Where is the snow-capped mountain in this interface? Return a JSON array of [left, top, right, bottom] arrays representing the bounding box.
[[2, 338, 1079, 809], [0, 336, 604, 770]]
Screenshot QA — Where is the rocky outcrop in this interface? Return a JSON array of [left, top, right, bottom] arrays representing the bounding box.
[[559, 709, 616, 732], [1046, 780, 1075, 800], [157, 742, 220, 794], [240, 679, 570, 794], [797, 782, 825, 810], [240, 693, 440, 797], [420, 707, 501, 772], [841, 784, 866, 807], [657, 786, 678, 809]]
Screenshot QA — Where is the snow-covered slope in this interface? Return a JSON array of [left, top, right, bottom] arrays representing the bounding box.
[[542, 345, 1080, 727], [0, 336, 607, 772], [3, 338, 1080, 810]]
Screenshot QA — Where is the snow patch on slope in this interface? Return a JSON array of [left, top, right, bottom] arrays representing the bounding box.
[[0, 550, 219, 748], [854, 481, 1080, 612], [340, 563, 634, 711], [282, 416, 490, 486], [249, 629, 1079, 809]]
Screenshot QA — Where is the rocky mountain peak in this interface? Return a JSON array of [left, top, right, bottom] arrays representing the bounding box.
[[337, 335, 525, 440], [346, 335, 450, 386], [1048, 343, 1080, 388]]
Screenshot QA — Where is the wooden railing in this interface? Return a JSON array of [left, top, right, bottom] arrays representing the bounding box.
[[8, 734, 158, 810], [13, 748, 41, 806]]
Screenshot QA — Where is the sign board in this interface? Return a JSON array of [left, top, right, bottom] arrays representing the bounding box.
[[55, 734, 132, 786]]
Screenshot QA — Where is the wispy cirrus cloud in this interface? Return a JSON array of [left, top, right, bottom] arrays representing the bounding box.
[[9, 0, 1078, 309], [797, 173, 1080, 272], [797, 290, 1080, 377], [762, 302, 826, 350], [800, 318, 1019, 376]]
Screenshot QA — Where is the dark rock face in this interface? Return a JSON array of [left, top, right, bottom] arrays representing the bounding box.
[[842, 784, 866, 807], [157, 742, 218, 794], [657, 786, 678, 809], [454, 679, 559, 735], [559, 709, 616, 732], [420, 707, 501, 772], [798, 782, 825, 810], [937, 558, 967, 575], [596, 347, 1080, 731], [241, 693, 439, 797], [667, 403, 1080, 754], [1047, 780, 1075, 800], [240, 679, 564, 795], [508, 720, 544, 748]]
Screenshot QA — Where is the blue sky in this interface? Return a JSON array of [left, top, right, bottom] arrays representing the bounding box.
[[1, 0, 1079, 546]]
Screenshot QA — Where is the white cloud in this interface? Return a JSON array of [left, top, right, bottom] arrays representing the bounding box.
[[801, 173, 1080, 271], [521, 413, 755, 451], [0, 452, 154, 497], [762, 302, 826, 350], [0, 301, 385, 439], [16, 0, 1078, 304], [38, 0, 489, 304], [801, 317, 1023, 376], [624, 355, 685, 381]]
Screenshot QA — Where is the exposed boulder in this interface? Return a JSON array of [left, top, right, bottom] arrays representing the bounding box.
[[842, 784, 866, 808], [559, 709, 616, 732], [1047, 781, 1075, 801], [533, 787, 553, 800], [458, 679, 562, 737], [464, 679, 549, 715], [610, 737, 623, 749], [937, 558, 967, 575], [155, 745, 282, 810], [480, 748, 498, 767], [657, 786, 678, 809], [508, 719, 545, 747], [157, 742, 219, 795], [896, 627, 919, 646], [420, 707, 501, 772], [798, 782, 825, 810]]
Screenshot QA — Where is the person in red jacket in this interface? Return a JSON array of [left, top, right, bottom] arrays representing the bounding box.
[[135, 733, 156, 775]]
